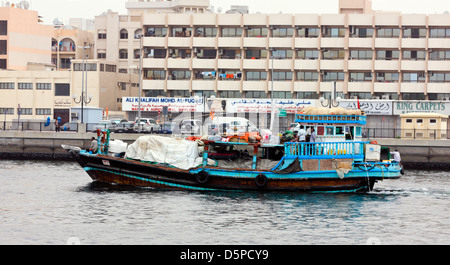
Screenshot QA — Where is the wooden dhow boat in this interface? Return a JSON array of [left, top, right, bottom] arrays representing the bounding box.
[[65, 107, 402, 192]]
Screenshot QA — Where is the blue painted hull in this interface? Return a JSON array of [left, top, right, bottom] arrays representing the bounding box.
[[69, 150, 401, 193]]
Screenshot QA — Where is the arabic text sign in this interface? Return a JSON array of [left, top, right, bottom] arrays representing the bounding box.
[[227, 99, 315, 114], [122, 97, 204, 112], [339, 100, 392, 115]]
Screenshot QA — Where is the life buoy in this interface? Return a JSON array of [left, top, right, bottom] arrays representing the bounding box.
[[255, 174, 268, 188], [196, 170, 210, 184]]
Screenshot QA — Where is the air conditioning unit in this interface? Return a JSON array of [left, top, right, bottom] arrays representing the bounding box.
[[71, 113, 78, 118]]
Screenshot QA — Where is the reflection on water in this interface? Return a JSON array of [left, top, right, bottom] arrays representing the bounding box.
[[0, 161, 449, 245]]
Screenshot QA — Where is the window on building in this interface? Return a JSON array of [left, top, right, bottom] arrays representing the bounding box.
[[120, 29, 128, 39], [403, 50, 426, 61], [73, 63, 97, 71], [376, 50, 399, 60], [246, 71, 267, 81], [271, 49, 294, 59], [60, 58, 71, 69], [171, 27, 192, 37], [245, 49, 268, 59], [36, 83, 51, 90], [98, 32, 107, 39], [273, 91, 293, 99], [402, 93, 426, 100], [169, 70, 191, 80], [429, 50, 450, 61], [118, 82, 127, 90], [0, 40, 6, 55], [194, 27, 217, 37], [196, 49, 216, 59], [348, 92, 373, 99], [246, 91, 267, 98], [430, 28, 450, 38], [146, 48, 167, 59], [322, 72, 345, 82], [246, 27, 268, 38], [322, 27, 346, 38], [220, 49, 242, 59], [0, 21, 7, 35], [144, 70, 166, 80], [194, 70, 216, 80], [402, 72, 426, 83], [296, 92, 320, 99], [272, 71, 293, 81], [403, 28, 427, 38], [349, 72, 372, 82], [18, 108, 32, 115], [0, 108, 13, 115], [322, 49, 345, 60], [376, 28, 400, 38], [373, 93, 399, 100], [18, 83, 33, 90], [169, 48, 191, 59], [55, 83, 70, 96], [349, 50, 373, 60], [97, 52, 106, 59], [221, 27, 243, 37], [172, 90, 192, 97], [144, 90, 167, 97], [105, 64, 116, 73], [119, 49, 128, 59], [297, 49, 319, 60], [297, 27, 320, 38], [36, 108, 52, 115], [0, 82, 14, 89], [297, 71, 319, 82], [145, 27, 168, 37], [376, 72, 399, 83], [272, 28, 294, 38], [220, 91, 243, 98], [429, 72, 450, 83], [218, 70, 242, 80], [351, 27, 374, 38], [0, 59, 6, 69]]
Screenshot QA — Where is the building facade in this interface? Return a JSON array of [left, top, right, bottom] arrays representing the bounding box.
[[139, 0, 450, 101]]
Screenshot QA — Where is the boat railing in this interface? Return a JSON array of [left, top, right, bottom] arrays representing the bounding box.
[[295, 114, 367, 125], [284, 141, 368, 160]]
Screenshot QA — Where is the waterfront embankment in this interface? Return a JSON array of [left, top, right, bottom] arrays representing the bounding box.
[[0, 131, 449, 170]]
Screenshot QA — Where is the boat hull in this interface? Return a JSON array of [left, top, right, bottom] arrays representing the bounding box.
[[69, 150, 400, 193]]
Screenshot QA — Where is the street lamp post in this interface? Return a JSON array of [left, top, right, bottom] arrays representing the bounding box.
[[73, 42, 92, 124], [136, 34, 144, 132], [319, 81, 342, 108], [269, 52, 275, 132]]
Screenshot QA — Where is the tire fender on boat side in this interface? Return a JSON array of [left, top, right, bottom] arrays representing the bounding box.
[[255, 174, 268, 188], [196, 170, 210, 184]]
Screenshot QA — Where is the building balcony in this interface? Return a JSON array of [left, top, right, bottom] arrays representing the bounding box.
[[272, 81, 293, 91], [400, 83, 426, 93], [348, 38, 373, 49], [400, 60, 427, 71], [401, 38, 427, 49], [374, 82, 399, 93], [347, 82, 373, 93], [193, 37, 217, 48], [347, 60, 373, 71], [168, 37, 191, 48], [143, 80, 166, 91], [294, 59, 319, 70], [167, 58, 191, 69], [374, 60, 400, 71], [320, 38, 345, 49], [428, 61, 450, 71], [428, 38, 450, 49], [218, 59, 242, 69], [143, 37, 167, 47], [243, 37, 267, 48], [217, 80, 242, 91], [192, 58, 216, 69], [192, 80, 215, 91], [242, 81, 268, 91], [143, 58, 166, 69], [243, 59, 267, 70], [374, 38, 400, 49], [427, 83, 450, 94], [319, 82, 344, 93], [294, 38, 320, 49], [320, 60, 346, 70], [269, 38, 293, 48], [167, 80, 191, 91], [293, 81, 318, 92], [218, 37, 242, 48], [271, 59, 293, 70]]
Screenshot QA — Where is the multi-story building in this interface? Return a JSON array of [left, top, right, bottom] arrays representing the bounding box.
[[139, 0, 450, 101]]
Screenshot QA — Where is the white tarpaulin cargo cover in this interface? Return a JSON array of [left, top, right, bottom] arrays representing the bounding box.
[[125, 135, 203, 170]]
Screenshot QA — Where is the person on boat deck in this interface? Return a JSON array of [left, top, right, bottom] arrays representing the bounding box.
[[310, 128, 317, 143], [89, 137, 98, 153], [390, 149, 401, 163], [298, 125, 307, 142]]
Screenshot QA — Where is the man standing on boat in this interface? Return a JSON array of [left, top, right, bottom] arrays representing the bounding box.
[[298, 125, 307, 142]]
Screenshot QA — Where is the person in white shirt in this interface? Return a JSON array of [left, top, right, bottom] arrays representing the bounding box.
[[390, 149, 401, 163], [298, 125, 307, 142]]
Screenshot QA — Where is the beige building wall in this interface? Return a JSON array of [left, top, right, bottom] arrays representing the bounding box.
[[0, 6, 54, 70]]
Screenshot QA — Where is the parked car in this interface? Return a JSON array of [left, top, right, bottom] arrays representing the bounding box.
[[114, 121, 135, 133], [180, 119, 202, 135], [91, 120, 117, 132], [134, 118, 159, 133], [157, 122, 176, 134]]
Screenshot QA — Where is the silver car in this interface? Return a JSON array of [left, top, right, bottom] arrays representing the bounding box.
[[134, 118, 159, 133]]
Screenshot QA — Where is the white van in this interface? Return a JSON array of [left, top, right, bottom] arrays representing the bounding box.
[[204, 117, 259, 135]]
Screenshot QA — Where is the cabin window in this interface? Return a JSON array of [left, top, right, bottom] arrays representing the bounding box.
[[355, 127, 362, 136], [336, 126, 344, 135], [326, 127, 334, 136]]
